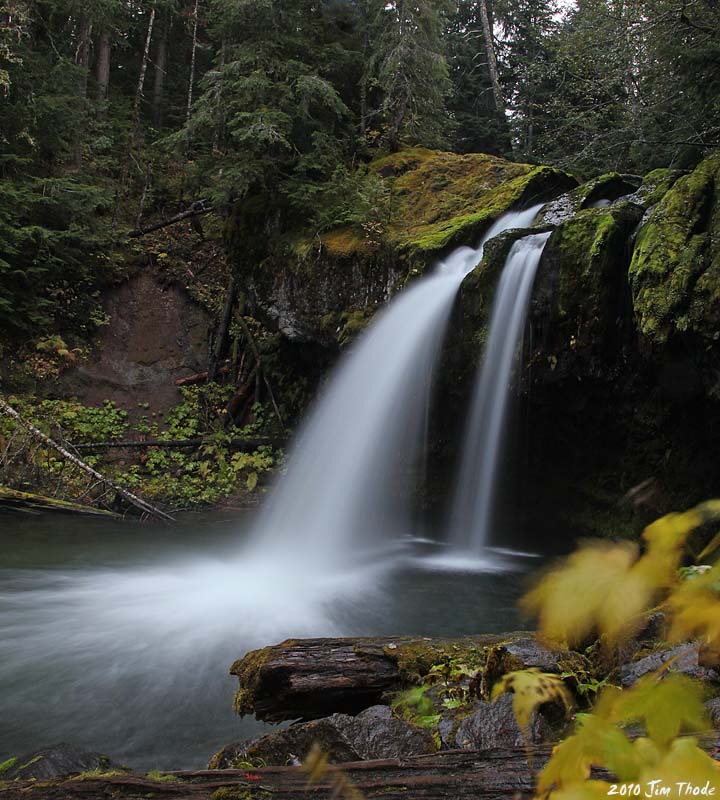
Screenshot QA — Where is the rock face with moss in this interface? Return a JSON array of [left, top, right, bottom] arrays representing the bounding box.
[[629, 154, 720, 349], [227, 148, 575, 347]]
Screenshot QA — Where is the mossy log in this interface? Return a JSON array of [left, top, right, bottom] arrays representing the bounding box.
[[0, 747, 553, 800], [230, 634, 529, 723], [0, 487, 120, 518], [5, 737, 720, 800]]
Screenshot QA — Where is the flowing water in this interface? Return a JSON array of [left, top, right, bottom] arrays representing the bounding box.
[[0, 515, 529, 770], [249, 205, 546, 566], [449, 232, 552, 554]]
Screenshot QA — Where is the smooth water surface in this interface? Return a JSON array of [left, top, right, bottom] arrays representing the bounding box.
[[1, 514, 529, 770]]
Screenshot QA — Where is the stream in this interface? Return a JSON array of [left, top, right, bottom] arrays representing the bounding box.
[[0, 513, 531, 770]]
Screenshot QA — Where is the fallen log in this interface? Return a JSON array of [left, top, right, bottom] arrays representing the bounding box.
[[175, 366, 230, 386], [3, 736, 720, 800], [230, 634, 529, 723], [0, 747, 548, 800], [72, 437, 281, 453], [0, 487, 120, 518], [128, 200, 212, 237], [0, 397, 174, 523]]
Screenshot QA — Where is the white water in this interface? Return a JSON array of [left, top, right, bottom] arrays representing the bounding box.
[[249, 205, 545, 567], [449, 231, 551, 554]]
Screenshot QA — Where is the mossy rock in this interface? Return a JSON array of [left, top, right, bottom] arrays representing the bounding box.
[[538, 172, 642, 225], [537, 203, 644, 351], [370, 148, 575, 256], [629, 153, 720, 346]]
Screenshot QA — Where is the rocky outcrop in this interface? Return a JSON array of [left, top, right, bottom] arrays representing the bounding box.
[[618, 641, 720, 688], [629, 153, 720, 348], [209, 705, 436, 769], [0, 743, 127, 781], [58, 270, 211, 419], [228, 148, 575, 347], [454, 694, 553, 750]]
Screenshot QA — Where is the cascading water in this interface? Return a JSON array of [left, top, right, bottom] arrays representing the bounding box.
[[449, 231, 551, 555], [248, 205, 545, 566]]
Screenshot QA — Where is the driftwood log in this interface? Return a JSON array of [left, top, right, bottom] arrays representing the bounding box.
[[4, 737, 720, 800], [231, 634, 528, 723], [72, 437, 280, 453], [0, 746, 552, 800], [0, 487, 120, 518]]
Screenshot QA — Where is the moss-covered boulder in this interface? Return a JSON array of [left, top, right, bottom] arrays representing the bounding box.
[[534, 203, 644, 363], [227, 148, 575, 347], [369, 148, 575, 255], [629, 153, 720, 347]]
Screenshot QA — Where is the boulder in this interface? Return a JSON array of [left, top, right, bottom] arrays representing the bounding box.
[[329, 705, 436, 760], [619, 641, 720, 688], [481, 637, 592, 698], [629, 152, 720, 348], [455, 694, 553, 750], [208, 705, 436, 769], [538, 172, 642, 226], [0, 743, 126, 781], [207, 719, 360, 769]]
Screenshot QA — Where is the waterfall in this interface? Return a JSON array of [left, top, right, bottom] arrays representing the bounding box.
[[248, 206, 544, 566], [449, 231, 551, 554]]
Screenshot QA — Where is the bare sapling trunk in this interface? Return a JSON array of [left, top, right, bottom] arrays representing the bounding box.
[[96, 29, 111, 117], [478, 0, 505, 116], [152, 20, 168, 126]]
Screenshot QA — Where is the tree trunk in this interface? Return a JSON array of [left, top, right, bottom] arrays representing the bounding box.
[[152, 20, 168, 127], [96, 29, 111, 116], [478, 0, 505, 116], [74, 14, 92, 167], [186, 0, 200, 124], [208, 276, 236, 380], [133, 7, 156, 130]]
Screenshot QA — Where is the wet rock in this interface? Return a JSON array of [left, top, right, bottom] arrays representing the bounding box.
[[455, 694, 553, 750], [208, 718, 361, 769], [629, 152, 720, 347], [482, 636, 591, 697], [209, 705, 436, 769], [329, 705, 436, 760], [619, 642, 720, 688], [537, 173, 641, 225], [705, 698, 720, 727], [0, 743, 127, 781]]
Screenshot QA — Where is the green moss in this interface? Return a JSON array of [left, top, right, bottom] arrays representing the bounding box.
[[230, 646, 273, 716], [211, 787, 272, 800], [0, 758, 17, 776], [541, 204, 642, 346], [629, 153, 720, 345], [71, 769, 126, 781], [146, 770, 179, 783], [637, 168, 684, 207]]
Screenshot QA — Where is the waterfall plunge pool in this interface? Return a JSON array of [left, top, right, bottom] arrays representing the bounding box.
[[0, 513, 534, 771]]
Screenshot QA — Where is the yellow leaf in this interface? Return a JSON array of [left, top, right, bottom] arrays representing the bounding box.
[[303, 743, 329, 785], [609, 673, 709, 748], [522, 542, 659, 646], [547, 780, 614, 800], [636, 737, 720, 796], [492, 668, 572, 731], [667, 563, 720, 649]]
